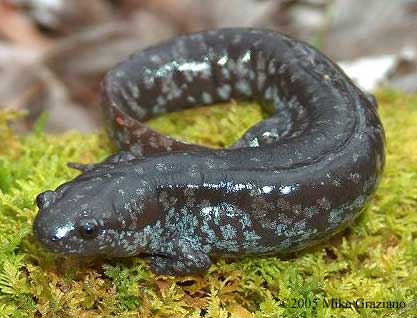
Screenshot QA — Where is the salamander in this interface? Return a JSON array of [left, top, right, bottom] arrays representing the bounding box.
[[33, 28, 385, 275]]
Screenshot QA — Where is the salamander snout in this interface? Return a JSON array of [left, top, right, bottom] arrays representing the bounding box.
[[33, 189, 77, 252], [36, 190, 57, 209], [32, 208, 73, 251]]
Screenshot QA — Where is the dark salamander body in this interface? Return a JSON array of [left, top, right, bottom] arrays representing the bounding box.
[[33, 28, 385, 275]]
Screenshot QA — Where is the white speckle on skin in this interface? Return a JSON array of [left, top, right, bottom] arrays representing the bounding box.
[[248, 137, 259, 147], [218, 55, 228, 66], [221, 224, 237, 240], [348, 172, 361, 184], [127, 82, 140, 99], [187, 96, 196, 104], [279, 185, 292, 194], [156, 96, 166, 106], [235, 80, 251, 95], [150, 54, 162, 64], [178, 61, 211, 78], [279, 184, 299, 195], [265, 86, 274, 99], [54, 224, 73, 239], [156, 163, 167, 171], [217, 84, 231, 100], [143, 69, 155, 89], [202, 92, 213, 104], [242, 51, 251, 63], [221, 67, 230, 80], [115, 70, 125, 78], [262, 186, 274, 194]]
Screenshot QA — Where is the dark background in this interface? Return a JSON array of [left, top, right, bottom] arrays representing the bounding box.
[[1, 0, 416, 132]]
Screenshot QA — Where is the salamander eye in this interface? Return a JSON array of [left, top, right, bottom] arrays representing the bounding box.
[[77, 218, 99, 239]]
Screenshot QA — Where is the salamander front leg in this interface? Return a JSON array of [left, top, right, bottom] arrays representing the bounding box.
[[67, 151, 138, 172], [145, 239, 211, 276]]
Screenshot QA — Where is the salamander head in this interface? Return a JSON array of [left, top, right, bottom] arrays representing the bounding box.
[[33, 167, 149, 257]]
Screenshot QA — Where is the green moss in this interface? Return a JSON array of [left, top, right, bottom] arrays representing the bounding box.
[[147, 101, 266, 148], [0, 92, 416, 317]]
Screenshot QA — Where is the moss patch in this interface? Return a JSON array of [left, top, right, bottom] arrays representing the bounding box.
[[0, 92, 416, 317]]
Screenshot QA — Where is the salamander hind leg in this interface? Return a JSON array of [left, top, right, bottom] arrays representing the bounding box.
[[145, 238, 211, 276], [231, 114, 293, 148]]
